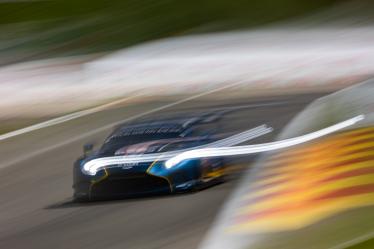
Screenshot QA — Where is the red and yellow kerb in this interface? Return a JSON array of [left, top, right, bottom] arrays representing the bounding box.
[[229, 127, 374, 234]]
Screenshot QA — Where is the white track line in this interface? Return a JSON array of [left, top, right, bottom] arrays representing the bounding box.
[[0, 93, 144, 141], [0, 79, 268, 169], [328, 230, 374, 249], [0, 79, 274, 142]]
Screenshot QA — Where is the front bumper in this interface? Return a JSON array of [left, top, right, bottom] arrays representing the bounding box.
[[73, 159, 202, 201]]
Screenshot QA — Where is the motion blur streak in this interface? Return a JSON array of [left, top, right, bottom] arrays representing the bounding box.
[[0, 94, 317, 249], [82, 125, 273, 175], [1, 0, 374, 249], [0, 94, 143, 141], [199, 81, 374, 249], [231, 126, 374, 233], [165, 115, 365, 168], [328, 230, 374, 249]]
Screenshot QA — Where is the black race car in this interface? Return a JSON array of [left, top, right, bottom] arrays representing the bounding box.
[[73, 114, 229, 201]]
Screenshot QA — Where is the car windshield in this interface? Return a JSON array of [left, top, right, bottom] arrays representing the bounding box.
[[98, 120, 207, 156], [99, 133, 181, 156], [157, 140, 207, 152], [114, 137, 210, 156]]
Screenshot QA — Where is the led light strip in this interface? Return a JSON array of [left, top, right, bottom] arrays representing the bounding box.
[[83, 125, 273, 175], [164, 115, 365, 168]]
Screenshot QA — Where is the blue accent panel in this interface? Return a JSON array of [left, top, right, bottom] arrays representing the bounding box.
[[148, 160, 201, 188]]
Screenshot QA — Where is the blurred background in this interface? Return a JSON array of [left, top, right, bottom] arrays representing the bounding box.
[[0, 1, 373, 249], [0, 0, 340, 63], [2, 0, 374, 133]]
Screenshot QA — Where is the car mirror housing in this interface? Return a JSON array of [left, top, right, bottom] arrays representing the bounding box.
[[83, 143, 94, 156]]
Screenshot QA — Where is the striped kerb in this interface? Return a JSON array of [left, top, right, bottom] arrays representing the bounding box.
[[229, 127, 374, 234]]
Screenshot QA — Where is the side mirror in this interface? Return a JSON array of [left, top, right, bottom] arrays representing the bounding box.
[[83, 143, 94, 156]]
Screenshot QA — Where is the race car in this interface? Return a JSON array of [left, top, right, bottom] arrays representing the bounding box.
[[73, 114, 228, 201]]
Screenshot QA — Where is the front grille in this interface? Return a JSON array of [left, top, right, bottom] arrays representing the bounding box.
[[91, 173, 171, 197]]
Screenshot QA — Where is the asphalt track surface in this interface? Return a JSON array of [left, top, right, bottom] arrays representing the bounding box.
[[0, 92, 327, 249]]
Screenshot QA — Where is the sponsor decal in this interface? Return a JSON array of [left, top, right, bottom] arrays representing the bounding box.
[[120, 163, 138, 169]]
